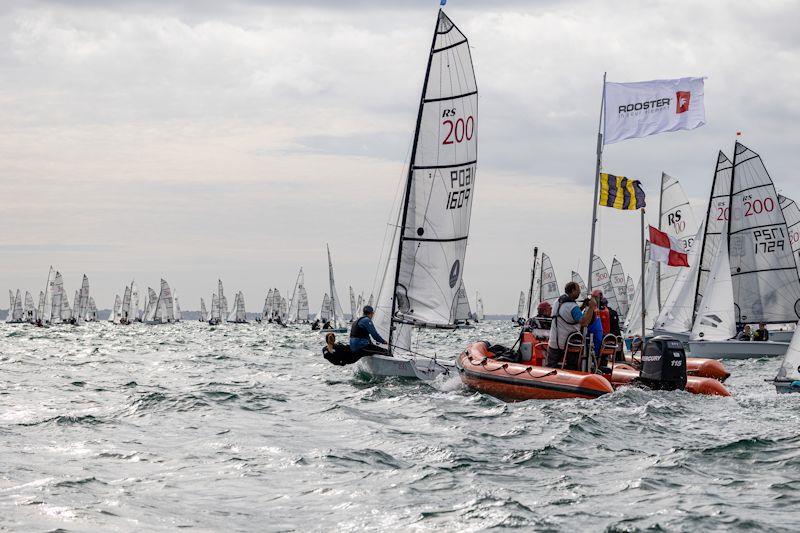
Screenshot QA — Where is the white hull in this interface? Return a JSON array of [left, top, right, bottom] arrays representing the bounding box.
[[358, 354, 451, 381], [687, 339, 789, 359], [769, 330, 794, 343]]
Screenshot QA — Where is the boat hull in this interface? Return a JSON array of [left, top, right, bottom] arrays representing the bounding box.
[[687, 339, 788, 359], [457, 343, 730, 401], [652, 329, 690, 344], [358, 354, 450, 381], [774, 380, 800, 394]]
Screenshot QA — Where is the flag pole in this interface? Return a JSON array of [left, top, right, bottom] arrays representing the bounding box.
[[641, 207, 646, 345], [586, 72, 607, 292]]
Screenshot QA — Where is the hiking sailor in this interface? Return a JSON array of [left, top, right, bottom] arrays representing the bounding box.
[[350, 306, 389, 356], [547, 281, 597, 369]]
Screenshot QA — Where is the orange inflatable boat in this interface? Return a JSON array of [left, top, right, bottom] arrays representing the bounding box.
[[457, 339, 730, 402]]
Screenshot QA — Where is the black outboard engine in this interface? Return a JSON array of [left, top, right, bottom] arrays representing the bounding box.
[[637, 336, 687, 391]]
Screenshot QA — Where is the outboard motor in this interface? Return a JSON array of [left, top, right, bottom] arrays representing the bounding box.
[[637, 336, 687, 391]]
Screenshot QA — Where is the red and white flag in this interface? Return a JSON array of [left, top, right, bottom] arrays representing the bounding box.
[[649, 226, 689, 267]]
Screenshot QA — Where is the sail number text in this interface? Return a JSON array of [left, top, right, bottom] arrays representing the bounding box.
[[753, 227, 785, 254], [446, 166, 474, 210], [716, 197, 775, 221], [442, 115, 475, 145]]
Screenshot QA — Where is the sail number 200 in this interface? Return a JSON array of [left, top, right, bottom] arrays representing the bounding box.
[[442, 116, 475, 145]]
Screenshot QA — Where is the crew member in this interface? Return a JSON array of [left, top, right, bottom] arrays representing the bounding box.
[[737, 325, 752, 341], [547, 282, 597, 369], [753, 323, 769, 341], [349, 306, 389, 356], [593, 290, 611, 335], [527, 301, 552, 341]]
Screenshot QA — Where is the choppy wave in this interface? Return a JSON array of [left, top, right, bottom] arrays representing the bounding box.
[[1, 320, 798, 531]]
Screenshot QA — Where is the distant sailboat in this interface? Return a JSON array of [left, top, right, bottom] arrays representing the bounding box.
[[110, 294, 121, 323], [572, 271, 588, 299], [515, 291, 526, 323], [50, 272, 64, 325], [200, 298, 208, 322], [609, 258, 629, 317], [148, 279, 175, 324], [359, 8, 478, 380], [210, 293, 221, 325], [451, 281, 473, 326], [591, 255, 620, 311], [319, 293, 331, 323], [287, 268, 310, 323], [476, 291, 485, 321], [227, 291, 247, 323]]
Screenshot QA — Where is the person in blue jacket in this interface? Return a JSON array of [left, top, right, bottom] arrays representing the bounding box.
[[350, 306, 389, 356]]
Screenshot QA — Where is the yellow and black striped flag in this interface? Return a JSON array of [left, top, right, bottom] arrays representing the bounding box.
[[598, 173, 646, 210]]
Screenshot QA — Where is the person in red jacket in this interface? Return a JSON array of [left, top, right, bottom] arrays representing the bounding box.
[[593, 290, 611, 335]]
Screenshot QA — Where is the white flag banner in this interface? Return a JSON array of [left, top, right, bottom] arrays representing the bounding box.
[[603, 77, 705, 145]]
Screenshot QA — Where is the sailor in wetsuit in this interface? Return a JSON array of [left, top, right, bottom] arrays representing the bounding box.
[[350, 306, 389, 357]]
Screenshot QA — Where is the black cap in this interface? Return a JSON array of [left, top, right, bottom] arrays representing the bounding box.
[[363, 305, 375, 315]]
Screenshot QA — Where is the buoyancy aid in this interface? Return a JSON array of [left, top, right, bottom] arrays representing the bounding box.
[[596, 307, 610, 335], [350, 316, 370, 339], [549, 295, 581, 350]]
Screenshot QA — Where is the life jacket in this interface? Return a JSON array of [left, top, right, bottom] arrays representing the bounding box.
[[596, 307, 611, 335], [549, 295, 580, 350], [350, 316, 370, 339]]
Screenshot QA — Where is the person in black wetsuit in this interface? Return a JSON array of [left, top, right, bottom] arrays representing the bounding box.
[[753, 323, 769, 341], [349, 306, 389, 356]]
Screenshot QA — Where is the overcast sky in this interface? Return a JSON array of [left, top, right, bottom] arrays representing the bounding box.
[[1, 0, 799, 314]]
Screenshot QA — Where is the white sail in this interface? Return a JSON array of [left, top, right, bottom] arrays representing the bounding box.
[[227, 291, 246, 322], [263, 288, 273, 319], [538, 253, 560, 308], [610, 258, 629, 316], [200, 298, 208, 322], [658, 172, 699, 307], [121, 285, 132, 322], [9, 289, 23, 322], [451, 281, 472, 322], [271, 289, 282, 319], [87, 297, 97, 321], [654, 221, 705, 333], [572, 271, 588, 299], [624, 245, 660, 336], [728, 142, 800, 324], [373, 9, 478, 356], [61, 289, 72, 322], [326, 245, 346, 327], [42, 266, 54, 323], [320, 293, 331, 322], [37, 291, 45, 323], [153, 279, 174, 323], [280, 297, 287, 320], [691, 233, 736, 341], [24, 291, 36, 323], [216, 280, 228, 323], [144, 287, 158, 322], [174, 295, 182, 322], [356, 294, 363, 316], [626, 275, 635, 307], [76, 274, 90, 324], [130, 281, 140, 322], [50, 272, 64, 324], [516, 291, 525, 320], [349, 286, 357, 321], [780, 195, 800, 282], [110, 294, 121, 323], [591, 256, 620, 311], [210, 294, 220, 321], [367, 294, 374, 308], [776, 321, 800, 383], [287, 268, 309, 323], [476, 291, 485, 321], [694, 152, 733, 316]]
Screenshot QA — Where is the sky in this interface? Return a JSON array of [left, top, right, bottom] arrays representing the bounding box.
[[1, 0, 799, 314]]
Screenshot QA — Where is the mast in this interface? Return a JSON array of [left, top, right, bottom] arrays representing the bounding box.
[[387, 12, 441, 350], [327, 244, 337, 327], [526, 247, 538, 319], [656, 172, 665, 308], [586, 72, 607, 293]]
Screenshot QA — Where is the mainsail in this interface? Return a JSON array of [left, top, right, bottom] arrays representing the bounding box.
[[144, 287, 158, 322], [779, 194, 800, 281], [130, 281, 140, 322], [218, 280, 228, 323], [775, 324, 800, 384], [610, 258, 629, 317], [654, 222, 705, 333], [658, 173, 699, 307], [326, 245, 346, 327], [210, 294, 220, 322], [591, 256, 620, 312], [349, 286, 357, 321], [37, 291, 45, 323], [691, 232, 736, 340], [516, 291, 526, 321], [174, 295, 182, 321], [110, 294, 121, 323], [538, 253, 560, 308], [76, 274, 90, 324], [50, 272, 64, 324], [287, 268, 310, 323], [24, 291, 36, 323], [572, 271, 588, 299], [42, 266, 53, 323], [728, 142, 800, 324], [200, 298, 208, 322], [320, 293, 331, 322], [694, 152, 733, 316], [451, 281, 472, 322], [373, 9, 478, 355], [121, 285, 132, 322], [228, 291, 246, 323], [153, 279, 174, 323]]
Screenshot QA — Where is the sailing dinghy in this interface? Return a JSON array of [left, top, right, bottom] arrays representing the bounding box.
[[357, 8, 478, 380], [321, 245, 347, 333], [688, 143, 798, 358]]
